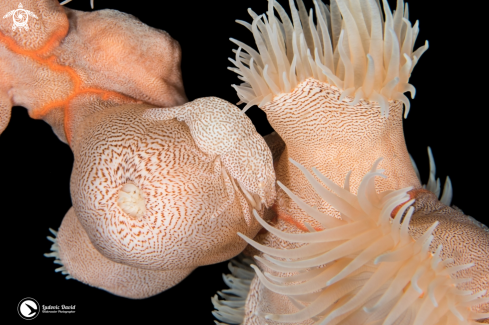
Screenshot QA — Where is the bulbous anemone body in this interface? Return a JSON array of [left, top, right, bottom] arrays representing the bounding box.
[[68, 100, 273, 272]]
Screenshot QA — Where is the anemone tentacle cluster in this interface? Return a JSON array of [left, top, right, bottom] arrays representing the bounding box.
[[229, 0, 428, 117], [240, 158, 489, 324], [212, 257, 255, 325], [411, 147, 453, 207]]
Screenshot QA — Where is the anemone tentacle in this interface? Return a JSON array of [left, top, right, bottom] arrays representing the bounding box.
[[410, 147, 453, 206]]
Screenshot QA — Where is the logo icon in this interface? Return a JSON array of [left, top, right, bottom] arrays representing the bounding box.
[[17, 297, 40, 320], [3, 3, 38, 31]]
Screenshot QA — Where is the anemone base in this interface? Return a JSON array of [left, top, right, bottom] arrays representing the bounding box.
[[48, 207, 195, 299]]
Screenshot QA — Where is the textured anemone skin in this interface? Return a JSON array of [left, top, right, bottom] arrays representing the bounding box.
[[409, 191, 489, 315], [142, 97, 276, 206], [240, 79, 488, 324], [262, 78, 420, 223], [0, 0, 186, 142], [57, 207, 194, 299], [67, 100, 274, 295]]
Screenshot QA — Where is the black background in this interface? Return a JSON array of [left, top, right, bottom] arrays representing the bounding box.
[[3, 0, 487, 323]]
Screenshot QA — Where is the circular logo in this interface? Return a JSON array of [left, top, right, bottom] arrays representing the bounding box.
[[17, 298, 40, 320], [13, 10, 29, 27]]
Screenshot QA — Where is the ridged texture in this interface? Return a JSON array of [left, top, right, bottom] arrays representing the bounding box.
[[229, 0, 428, 117], [143, 97, 276, 207], [240, 158, 488, 324], [69, 101, 272, 271]]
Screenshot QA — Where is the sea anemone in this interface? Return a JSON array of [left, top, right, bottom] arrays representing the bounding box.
[[238, 158, 488, 324]]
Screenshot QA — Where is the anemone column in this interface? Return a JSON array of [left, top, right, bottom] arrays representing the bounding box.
[[262, 78, 420, 224]]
